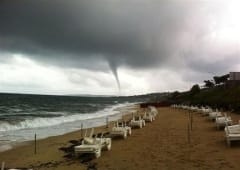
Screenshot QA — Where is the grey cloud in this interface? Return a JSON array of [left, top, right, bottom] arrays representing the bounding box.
[[0, 0, 200, 68], [0, 0, 238, 87]]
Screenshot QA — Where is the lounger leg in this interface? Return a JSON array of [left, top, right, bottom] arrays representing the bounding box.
[[123, 132, 127, 139], [128, 129, 132, 136], [95, 149, 101, 158], [227, 139, 231, 147]]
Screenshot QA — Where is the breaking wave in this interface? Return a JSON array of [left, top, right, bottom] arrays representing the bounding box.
[[0, 103, 130, 132]]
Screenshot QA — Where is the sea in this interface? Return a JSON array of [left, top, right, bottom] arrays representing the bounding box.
[[0, 93, 148, 151]]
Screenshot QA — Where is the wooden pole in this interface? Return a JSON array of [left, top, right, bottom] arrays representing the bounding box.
[[187, 124, 191, 144], [81, 123, 83, 137], [34, 133, 37, 155], [187, 123, 191, 166], [190, 112, 193, 131], [1, 162, 5, 170], [188, 112, 190, 123], [106, 117, 109, 128]]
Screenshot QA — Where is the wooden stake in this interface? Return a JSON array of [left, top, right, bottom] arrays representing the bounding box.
[[1, 162, 5, 170], [190, 112, 193, 131], [81, 123, 83, 137], [34, 133, 37, 155], [188, 112, 190, 123], [187, 124, 191, 144], [106, 117, 109, 128]]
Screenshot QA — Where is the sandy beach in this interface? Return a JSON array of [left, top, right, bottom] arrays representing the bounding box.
[[1, 106, 240, 170]]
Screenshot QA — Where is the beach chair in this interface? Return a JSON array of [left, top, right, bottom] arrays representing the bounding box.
[[143, 111, 155, 122], [208, 111, 222, 121], [190, 106, 199, 112], [149, 106, 158, 117], [110, 121, 129, 139], [224, 122, 240, 147], [74, 128, 111, 158], [215, 113, 232, 129], [201, 107, 213, 116], [117, 121, 132, 136], [129, 115, 146, 128]]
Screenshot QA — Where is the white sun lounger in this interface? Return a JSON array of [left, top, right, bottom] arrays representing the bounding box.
[[189, 106, 199, 112], [129, 115, 146, 128], [117, 121, 132, 136], [208, 111, 222, 121], [224, 123, 240, 147], [215, 114, 232, 129], [201, 107, 213, 116], [149, 106, 158, 116], [74, 128, 111, 158], [110, 121, 129, 139], [143, 111, 155, 122]]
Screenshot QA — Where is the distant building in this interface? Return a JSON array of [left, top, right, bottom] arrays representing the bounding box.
[[229, 72, 240, 80], [226, 72, 240, 87]]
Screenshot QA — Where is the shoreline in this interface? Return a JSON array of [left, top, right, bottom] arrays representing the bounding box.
[[0, 104, 140, 169], [0, 103, 138, 153]]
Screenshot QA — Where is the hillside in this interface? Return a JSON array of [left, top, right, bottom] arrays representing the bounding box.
[[168, 85, 240, 112]]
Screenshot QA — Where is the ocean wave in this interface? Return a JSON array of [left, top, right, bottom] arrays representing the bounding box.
[[0, 112, 65, 118], [0, 103, 132, 132]]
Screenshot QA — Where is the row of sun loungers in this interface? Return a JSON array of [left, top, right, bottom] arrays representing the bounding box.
[[74, 106, 158, 158], [172, 104, 238, 147]]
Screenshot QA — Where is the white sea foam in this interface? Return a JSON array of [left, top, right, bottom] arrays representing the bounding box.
[[0, 102, 138, 152], [0, 102, 135, 132]]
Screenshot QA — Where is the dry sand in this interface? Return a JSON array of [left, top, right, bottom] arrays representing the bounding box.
[[1, 107, 240, 170]]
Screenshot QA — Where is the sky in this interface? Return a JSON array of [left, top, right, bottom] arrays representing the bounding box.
[[1, 0, 240, 95]]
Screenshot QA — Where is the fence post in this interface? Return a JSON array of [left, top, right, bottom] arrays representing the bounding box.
[[81, 123, 83, 138], [106, 117, 109, 128], [34, 133, 37, 155], [187, 124, 191, 144], [1, 162, 5, 170], [190, 112, 193, 131]]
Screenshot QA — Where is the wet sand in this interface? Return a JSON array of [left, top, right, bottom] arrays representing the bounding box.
[[1, 107, 240, 169]]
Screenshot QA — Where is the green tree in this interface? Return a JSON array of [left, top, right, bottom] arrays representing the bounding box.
[[190, 84, 200, 94], [204, 80, 214, 88], [213, 74, 229, 85]]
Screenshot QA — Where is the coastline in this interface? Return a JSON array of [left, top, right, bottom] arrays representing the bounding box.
[[1, 107, 240, 169], [0, 103, 138, 153], [0, 104, 139, 169]]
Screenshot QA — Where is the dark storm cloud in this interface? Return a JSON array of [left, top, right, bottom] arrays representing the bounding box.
[[0, 0, 201, 68], [0, 0, 238, 86]]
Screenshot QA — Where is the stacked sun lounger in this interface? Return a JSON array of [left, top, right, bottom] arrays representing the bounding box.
[[143, 107, 157, 122], [225, 123, 240, 146], [215, 114, 232, 129], [110, 121, 131, 139], [74, 128, 112, 158], [129, 115, 146, 128], [209, 110, 222, 121]]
